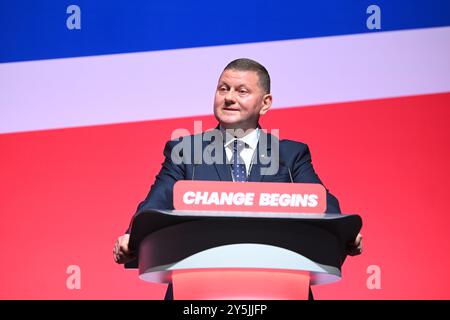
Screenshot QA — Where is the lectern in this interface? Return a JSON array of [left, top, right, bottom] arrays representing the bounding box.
[[125, 209, 362, 300]]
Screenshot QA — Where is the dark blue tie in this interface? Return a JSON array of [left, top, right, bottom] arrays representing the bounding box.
[[232, 139, 247, 182]]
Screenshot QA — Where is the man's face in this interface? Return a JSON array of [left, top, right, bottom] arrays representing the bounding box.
[[213, 69, 272, 131]]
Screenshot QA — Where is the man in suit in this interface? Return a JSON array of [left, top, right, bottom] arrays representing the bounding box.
[[113, 58, 362, 297]]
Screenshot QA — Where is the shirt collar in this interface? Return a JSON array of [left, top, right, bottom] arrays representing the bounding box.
[[221, 126, 260, 150]]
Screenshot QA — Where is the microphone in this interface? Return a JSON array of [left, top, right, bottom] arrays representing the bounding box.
[[191, 154, 202, 180], [279, 159, 294, 183], [191, 163, 196, 180]]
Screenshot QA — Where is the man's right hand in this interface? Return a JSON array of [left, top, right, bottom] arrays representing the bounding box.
[[113, 234, 136, 264]]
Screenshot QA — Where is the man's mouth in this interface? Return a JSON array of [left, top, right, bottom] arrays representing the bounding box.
[[223, 107, 240, 111]]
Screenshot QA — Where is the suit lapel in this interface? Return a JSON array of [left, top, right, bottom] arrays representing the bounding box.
[[247, 130, 277, 182], [214, 162, 233, 181], [203, 129, 233, 181]]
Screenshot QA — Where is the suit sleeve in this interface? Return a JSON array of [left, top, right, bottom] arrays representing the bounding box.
[[290, 143, 341, 214], [125, 140, 186, 233]]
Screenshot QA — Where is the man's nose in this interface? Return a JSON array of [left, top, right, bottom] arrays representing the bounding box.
[[224, 90, 236, 104]]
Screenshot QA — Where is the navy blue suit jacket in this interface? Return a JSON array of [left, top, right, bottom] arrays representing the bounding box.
[[127, 129, 340, 233], [127, 128, 341, 300]]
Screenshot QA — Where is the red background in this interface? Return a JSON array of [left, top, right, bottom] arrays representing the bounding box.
[[1, 92, 449, 299]]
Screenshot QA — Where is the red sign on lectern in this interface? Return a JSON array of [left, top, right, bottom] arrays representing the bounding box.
[[173, 181, 326, 213]]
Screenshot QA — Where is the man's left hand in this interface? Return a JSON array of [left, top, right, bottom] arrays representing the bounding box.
[[346, 233, 363, 256]]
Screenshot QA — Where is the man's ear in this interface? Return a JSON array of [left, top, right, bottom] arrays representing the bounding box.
[[259, 94, 272, 116]]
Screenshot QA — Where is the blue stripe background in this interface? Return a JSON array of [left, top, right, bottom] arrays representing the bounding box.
[[1, 0, 450, 63]]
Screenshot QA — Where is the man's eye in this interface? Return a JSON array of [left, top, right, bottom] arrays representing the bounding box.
[[219, 87, 228, 92], [239, 89, 248, 94]]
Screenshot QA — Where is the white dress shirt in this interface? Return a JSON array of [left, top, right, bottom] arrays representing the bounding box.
[[222, 127, 260, 177]]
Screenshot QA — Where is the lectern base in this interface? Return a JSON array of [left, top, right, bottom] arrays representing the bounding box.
[[171, 268, 310, 300]]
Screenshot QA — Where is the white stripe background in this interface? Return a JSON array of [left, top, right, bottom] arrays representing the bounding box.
[[1, 27, 449, 134]]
